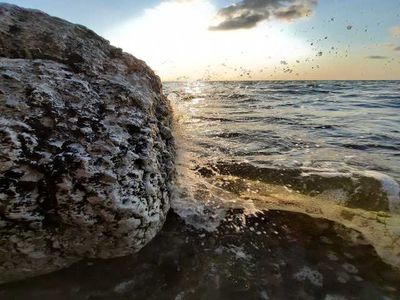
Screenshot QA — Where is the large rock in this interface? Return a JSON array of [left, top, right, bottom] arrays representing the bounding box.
[[0, 3, 174, 283]]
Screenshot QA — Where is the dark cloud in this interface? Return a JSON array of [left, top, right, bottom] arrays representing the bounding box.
[[366, 55, 388, 59], [209, 0, 317, 31], [394, 46, 400, 51]]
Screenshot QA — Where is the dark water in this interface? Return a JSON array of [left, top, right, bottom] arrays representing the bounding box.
[[1, 81, 400, 299], [2, 210, 400, 299]]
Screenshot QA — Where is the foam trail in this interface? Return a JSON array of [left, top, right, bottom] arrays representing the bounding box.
[[359, 170, 400, 213]]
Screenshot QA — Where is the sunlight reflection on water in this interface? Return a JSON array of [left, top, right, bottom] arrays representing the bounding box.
[[166, 80, 400, 268]]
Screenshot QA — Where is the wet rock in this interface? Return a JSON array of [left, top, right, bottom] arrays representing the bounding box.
[[1, 210, 399, 299], [0, 4, 174, 283], [207, 162, 400, 212]]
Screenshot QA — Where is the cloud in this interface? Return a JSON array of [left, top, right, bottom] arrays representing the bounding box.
[[209, 0, 317, 31], [366, 55, 388, 59], [394, 46, 400, 51], [389, 26, 400, 37]]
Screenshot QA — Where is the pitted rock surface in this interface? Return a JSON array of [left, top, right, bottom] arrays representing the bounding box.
[[0, 3, 174, 283]]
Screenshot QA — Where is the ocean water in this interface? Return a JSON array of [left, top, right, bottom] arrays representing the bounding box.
[[168, 80, 400, 221], [168, 81, 400, 183], [1, 81, 400, 299], [166, 80, 400, 297]]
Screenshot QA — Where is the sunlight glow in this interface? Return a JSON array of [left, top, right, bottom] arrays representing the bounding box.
[[105, 0, 312, 81]]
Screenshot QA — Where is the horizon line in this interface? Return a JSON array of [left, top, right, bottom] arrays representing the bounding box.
[[163, 79, 400, 83]]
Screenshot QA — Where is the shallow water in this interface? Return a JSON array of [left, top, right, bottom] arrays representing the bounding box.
[[165, 80, 400, 297], [167, 80, 400, 221], [2, 210, 400, 299], [1, 80, 400, 299]]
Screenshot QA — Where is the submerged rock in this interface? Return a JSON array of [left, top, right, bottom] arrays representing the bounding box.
[[200, 162, 400, 212], [1, 210, 400, 299], [0, 4, 174, 283]]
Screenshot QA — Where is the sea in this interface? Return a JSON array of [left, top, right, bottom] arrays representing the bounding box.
[[1, 81, 400, 299], [166, 80, 400, 298], [168, 80, 400, 227]]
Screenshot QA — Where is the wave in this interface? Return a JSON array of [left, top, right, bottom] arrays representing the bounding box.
[[166, 80, 400, 271], [196, 161, 400, 213], [171, 161, 400, 268]]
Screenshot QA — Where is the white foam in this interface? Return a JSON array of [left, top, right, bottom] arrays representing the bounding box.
[[358, 170, 400, 213], [301, 167, 400, 213], [294, 266, 323, 287], [228, 245, 249, 260], [170, 182, 227, 232], [300, 167, 352, 178]]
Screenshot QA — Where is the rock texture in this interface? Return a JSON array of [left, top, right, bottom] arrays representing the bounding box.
[[0, 3, 174, 283]]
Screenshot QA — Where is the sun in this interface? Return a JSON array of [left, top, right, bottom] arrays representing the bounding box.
[[105, 0, 312, 81]]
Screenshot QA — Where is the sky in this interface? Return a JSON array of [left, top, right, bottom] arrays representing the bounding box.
[[5, 0, 400, 81]]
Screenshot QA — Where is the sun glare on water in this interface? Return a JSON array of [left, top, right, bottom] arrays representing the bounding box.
[[105, 0, 312, 81]]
